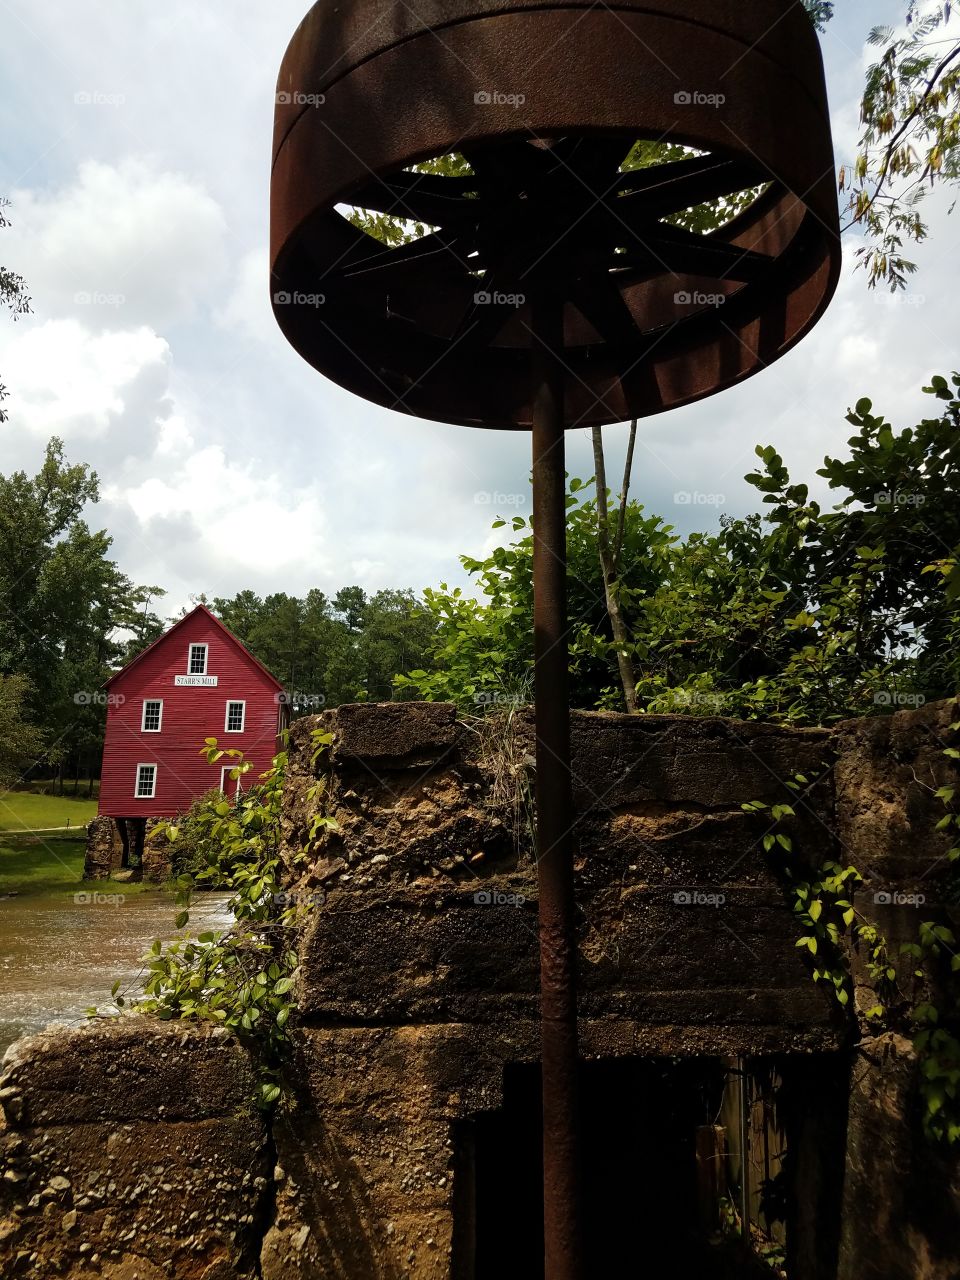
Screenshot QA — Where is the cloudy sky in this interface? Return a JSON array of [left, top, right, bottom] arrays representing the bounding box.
[[1, 1, 957, 617]]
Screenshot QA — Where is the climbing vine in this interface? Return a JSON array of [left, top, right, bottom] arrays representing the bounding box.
[[743, 775, 862, 1011], [744, 722, 960, 1145], [92, 728, 338, 1106]]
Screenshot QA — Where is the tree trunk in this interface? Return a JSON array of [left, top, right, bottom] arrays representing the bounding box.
[[614, 419, 638, 567], [591, 424, 638, 713]]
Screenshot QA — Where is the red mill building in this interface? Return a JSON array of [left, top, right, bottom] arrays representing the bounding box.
[[88, 605, 285, 876]]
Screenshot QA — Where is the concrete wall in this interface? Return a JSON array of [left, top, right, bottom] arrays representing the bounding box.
[[3, 700, 960, 1279]]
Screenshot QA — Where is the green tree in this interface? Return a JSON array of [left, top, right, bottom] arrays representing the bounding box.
[[400, 375, 960, 724], [211, 584, 434, 711], [0, 674, 43, 789], [836, 2, 960, 288], [803, 0, 835, 30], [0, 438, 164, 786]]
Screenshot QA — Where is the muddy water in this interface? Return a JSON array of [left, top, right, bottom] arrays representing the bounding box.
[[0, 892, 234, 1056]]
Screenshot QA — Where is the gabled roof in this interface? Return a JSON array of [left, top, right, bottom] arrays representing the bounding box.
[[104, 604, 285, 691]]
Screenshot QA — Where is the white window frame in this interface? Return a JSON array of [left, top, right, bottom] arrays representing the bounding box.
[[141, 698, 163, 732], [220, 765, 242, 797], [187, 643, 208, 675], [134, 763, 157, 799], [224, 699, 246, 733]]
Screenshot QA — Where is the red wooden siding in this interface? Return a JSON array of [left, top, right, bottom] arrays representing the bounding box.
[[97, 606, 285, 819]]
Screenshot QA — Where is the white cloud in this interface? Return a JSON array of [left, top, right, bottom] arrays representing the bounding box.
[[10, 158, 229, 329], [106, 442, 332, 596], [1, 318, 170, 448], [215, 248, 273, 346]]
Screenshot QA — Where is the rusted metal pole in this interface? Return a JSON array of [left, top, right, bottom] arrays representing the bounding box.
[[530, 291, 584, 1280]]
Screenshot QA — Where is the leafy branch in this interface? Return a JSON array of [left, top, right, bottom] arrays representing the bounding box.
[[90, 732, 337, 1107]]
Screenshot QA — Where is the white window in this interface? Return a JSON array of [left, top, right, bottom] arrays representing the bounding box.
[[188, 643, 208, 675], [135, 764, 157, 798], [141, 699, 163, 732], [220, 765, 242, 797], [225, 700, 246, 733]]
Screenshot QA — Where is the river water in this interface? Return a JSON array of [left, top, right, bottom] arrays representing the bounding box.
[[0, 891, 235, 1056]]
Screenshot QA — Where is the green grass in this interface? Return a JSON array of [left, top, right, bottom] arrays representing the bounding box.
[[0, 834, 164, 897], [0, 836, 86, 893], [0, 790, 98, 833], [22, 778, 99, 799]]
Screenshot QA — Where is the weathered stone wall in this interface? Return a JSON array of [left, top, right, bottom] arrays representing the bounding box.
[[83, 818, 172, 882], [837, 1032, 960, 1280], [287, 704, 842, 1054], [82, 816, 122, 880], [4, 701, 960, 1279], [0, 1022, 270, 1278]]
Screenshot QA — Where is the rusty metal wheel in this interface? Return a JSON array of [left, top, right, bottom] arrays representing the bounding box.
[[271, 0, 841, 429]]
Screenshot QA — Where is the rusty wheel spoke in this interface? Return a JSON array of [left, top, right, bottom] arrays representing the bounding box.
[[614, 223, 774, 283], [341, 228, 475, 278], [569, 274, 642, 349], [347, 173, 482, 227], [614, 153, 767, 220]]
